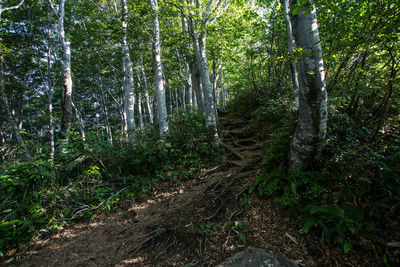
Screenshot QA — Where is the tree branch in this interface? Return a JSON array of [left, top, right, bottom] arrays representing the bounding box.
[[2, 0, 25, 12]]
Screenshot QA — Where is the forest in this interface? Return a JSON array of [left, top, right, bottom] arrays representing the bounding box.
[[0, 0, 399, 266]]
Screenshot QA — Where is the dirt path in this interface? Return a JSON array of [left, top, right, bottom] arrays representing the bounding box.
[[14, 115, 357, 266]]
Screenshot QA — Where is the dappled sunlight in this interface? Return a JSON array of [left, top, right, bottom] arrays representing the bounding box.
[[118, 256, 145, 265]]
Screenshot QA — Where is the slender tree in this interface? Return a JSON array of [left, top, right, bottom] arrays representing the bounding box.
[[0, 0, 30, 159], [148, 0, 169, 138], [120, 0, 136, 142], [48, 0, 73, 146], [281, 0, 299, 108]]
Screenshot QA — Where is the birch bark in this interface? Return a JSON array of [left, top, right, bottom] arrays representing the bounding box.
[[48, 0, 73, 146], [288, 1, 328, 172], [121, 0, 136, 141], [281, 0, 299, 108], [149, 0, 169, 138]]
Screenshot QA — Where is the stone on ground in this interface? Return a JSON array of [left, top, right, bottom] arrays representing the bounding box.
[[217, 247, 298, 267]]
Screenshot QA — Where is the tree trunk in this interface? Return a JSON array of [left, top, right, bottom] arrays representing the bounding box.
[[190, 59, 203, 111], [71, 101, 86, 142], [288, 1, 328, 172], [136, 90, 144, 129], [181, 14, 193, 109], [149, 0, 169, 138], [0, 61, 31, 159], [121, 0, 136, 142], [99, 85, 113, 144], [45, 43, 55, 163], [281, 0, 299, 108], [192, 31, 219, 143], [139, 61, 154, 124], [51, 0, 73, 146]]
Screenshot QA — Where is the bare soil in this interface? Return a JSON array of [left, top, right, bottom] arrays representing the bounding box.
[[12, 115, 375, 267]]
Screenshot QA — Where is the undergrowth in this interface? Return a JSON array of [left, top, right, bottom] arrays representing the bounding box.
[[242, 98, 399, 264], [0, 109, 217, 256]]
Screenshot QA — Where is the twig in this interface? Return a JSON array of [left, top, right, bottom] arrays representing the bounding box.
[[201, 165, 220, 176], [202, 178, 222, 194], [221, 173, 247, 195], [229, 209, 243, 221], [198, 206, 223, 223], [221, 142, 245, 161], [128, 235, 155, 256], [235, 188, 248, 203], [72, 186, 131, 217]]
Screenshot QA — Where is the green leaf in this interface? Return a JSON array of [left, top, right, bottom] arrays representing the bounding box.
[[343, 241, 352, 253], [302, 219, 315, 232], [292, 6, 300, 15]]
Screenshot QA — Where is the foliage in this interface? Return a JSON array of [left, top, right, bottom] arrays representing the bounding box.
[[197, 221, 214, 236], [224, 220, 247, 244], [255, 101, 399, 258], [0, 109, 216, 254]]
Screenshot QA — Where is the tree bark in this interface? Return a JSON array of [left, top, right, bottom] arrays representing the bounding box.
[[121, 0, 136, 141], [71, 101, 86, 142], [190, 59, 203, 111], [192, 31, 219, 143], [288, 1, 328, 172], [281, 0, 299, 108], [136, 89, 144, 129], [0, 61, 31, 159], [149, 0, 169, 138], [181, 14, 193, 109]]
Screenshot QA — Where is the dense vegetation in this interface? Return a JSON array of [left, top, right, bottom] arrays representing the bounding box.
[[1, 0, 399, 265]]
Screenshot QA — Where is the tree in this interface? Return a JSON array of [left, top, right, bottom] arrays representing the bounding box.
[[288, 0, 328, 172], [48, 0, 73, 146], [148, 0, 169, 138], [121, 0, 136, 142], [0, 0, 31, 159], [0, 0, 24, 21], [281, 0, 299, 108]]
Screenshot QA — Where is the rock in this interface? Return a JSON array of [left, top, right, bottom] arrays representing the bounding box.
[[217, 247, 298, 267]]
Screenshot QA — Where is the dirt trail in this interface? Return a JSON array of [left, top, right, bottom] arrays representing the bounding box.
[[15, 115, 348, 266]]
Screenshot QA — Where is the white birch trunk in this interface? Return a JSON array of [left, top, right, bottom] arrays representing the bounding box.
[[181, 14, 193, 109], [288, 1, 328, 172], [193, 32, 219, 143], [149, 0, 169, 138], [282, 0, 299, 108], [121, 0, 136, 141], [136, 90, 144, 129], [139, 61, 154, 124], [45, 43, 55, 162]]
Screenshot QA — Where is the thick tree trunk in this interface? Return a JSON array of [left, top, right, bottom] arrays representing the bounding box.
[[288, 1, 328, 172], [149, 0, 169, 138], [121, 0, 136, 141], [281, 0, 299, 108]]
